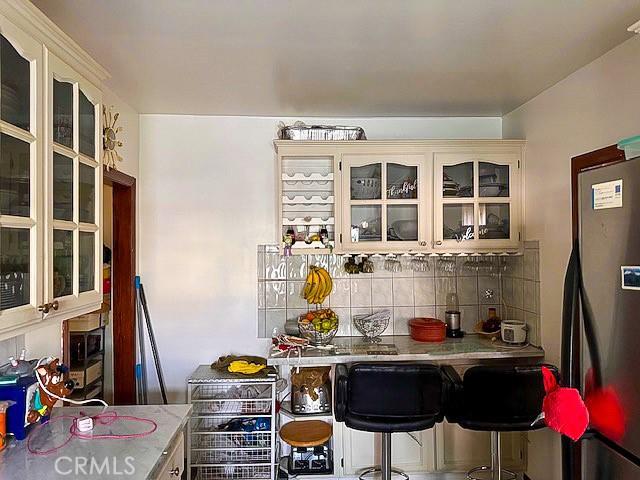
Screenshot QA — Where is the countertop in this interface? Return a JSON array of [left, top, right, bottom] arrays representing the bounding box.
[[0, 404, 191, 480], [267, 334, 544, 366]]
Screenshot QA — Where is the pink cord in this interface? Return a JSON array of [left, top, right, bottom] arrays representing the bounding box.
[[27, 411, 158, 455]]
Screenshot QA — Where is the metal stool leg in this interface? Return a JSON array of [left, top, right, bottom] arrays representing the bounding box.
[[358, 433, 409, 480], [467, 432, 516, 480]]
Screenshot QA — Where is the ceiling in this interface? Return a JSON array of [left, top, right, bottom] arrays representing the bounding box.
[[32, 0, 640, 117]]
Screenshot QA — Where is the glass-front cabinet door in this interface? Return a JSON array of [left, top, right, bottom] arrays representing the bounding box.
[[434, 152, 520, 250], [342, 154, 428, 252], [46, 54, 102, 316], [0, 21, 43, 331]]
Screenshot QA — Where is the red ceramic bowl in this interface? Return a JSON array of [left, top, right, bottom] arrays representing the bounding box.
[[409, 318, 446, 342]]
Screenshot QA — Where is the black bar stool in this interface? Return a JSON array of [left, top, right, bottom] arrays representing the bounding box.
[[444, 365, 557, 480], [335, 363, 446, 480]]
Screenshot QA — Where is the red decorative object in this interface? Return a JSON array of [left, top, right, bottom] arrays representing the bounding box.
[[409, 318, 446, 342], [584, 368, 626, 442], [541, 366, 589, 441]]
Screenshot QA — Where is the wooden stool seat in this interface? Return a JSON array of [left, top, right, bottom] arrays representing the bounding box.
[[279, 420, 332, 447]]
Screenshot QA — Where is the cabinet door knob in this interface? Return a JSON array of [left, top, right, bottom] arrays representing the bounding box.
[[37, 301, 59, 314], [170, 467, 180, 476], [418, 241, 427, 247]]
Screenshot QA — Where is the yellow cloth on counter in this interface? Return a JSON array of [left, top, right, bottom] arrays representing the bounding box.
[[228, 360, 266, 375]]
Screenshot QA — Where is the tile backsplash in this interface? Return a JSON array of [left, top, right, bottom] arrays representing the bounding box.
[[257, 243, 541, 345]]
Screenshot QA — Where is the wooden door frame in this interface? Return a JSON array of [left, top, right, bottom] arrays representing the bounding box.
[[566, 143, 625, 480], [104, 167, 137, 405]]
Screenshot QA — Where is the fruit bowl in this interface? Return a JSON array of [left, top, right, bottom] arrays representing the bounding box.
[[298, 309, 339, 346]]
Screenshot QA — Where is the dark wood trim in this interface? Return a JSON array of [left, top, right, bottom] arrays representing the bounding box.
[[567, 143, 625, 480], [105, 166, 137, 405], [571, 144, 625, 240], [104, 167, 136, 187]]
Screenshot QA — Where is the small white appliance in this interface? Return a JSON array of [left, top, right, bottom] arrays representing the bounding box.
[[500, 321, 527, 344]]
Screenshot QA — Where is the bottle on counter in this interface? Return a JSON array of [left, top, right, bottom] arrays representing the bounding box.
[[482, 307, 501, 333]]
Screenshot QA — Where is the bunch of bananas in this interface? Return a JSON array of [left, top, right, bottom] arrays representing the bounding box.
[[303, 266, 333, 305]]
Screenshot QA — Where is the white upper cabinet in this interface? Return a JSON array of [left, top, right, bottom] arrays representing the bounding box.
[[341, 153, 430, 253], [275, 141, 525, 255], [46, 54, 102, 317], [0, 18, 43, 333], [433, 151, 521, 251], [0, 5, 106, 338]]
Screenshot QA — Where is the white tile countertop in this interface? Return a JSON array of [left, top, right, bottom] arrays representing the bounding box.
[[0, 404, 191, 480], [267, 334, 544, 366]]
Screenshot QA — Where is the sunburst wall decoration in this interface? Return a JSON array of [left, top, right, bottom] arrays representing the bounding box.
[[103, 105, 123, 170]]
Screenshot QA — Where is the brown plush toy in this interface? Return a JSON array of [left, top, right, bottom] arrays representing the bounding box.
[[27, 358, 75, 424]]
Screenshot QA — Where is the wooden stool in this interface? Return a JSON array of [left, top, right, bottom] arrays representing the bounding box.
[[279, 420, 332, 447]]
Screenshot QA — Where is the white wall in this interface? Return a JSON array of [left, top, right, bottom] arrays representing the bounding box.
[[138, 116, 501, 402], [502, 35, 640, 480]]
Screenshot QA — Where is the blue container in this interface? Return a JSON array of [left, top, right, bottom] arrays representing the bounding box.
[[0, 375, 38, 440]]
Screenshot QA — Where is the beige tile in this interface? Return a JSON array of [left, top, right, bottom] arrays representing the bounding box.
[[513, 278, 524, 309], [328, 254, 350, 279], [332, 307, 351, 337], [372, 278, 393, 306], [435, 277, 457, 305], [350, 278, 372, 307], [288, 281, 312, 309], [415, 306, 436, 318], [478, 275, 500, 305], [286, 255, 308, 280], [393, 307, 415, 335], [257, 281, 266, 309], [265, 309, 286, 336], [308, 254, 330, 271], [414, 277, 436, 306], [266, 280, 286, 309], [523, 249, 539, 281], [457, 277, 478, 305], [393, 277, 414, 306], [523, 280, 539, 313], [525, 311, 541, 346], [330, 279, 351, 308], [265, 253, 287, 279], [257, 309, 266, 338], [460, 305, 479, 332]]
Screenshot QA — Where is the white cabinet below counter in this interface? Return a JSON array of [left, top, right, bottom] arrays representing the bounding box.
[[275, 140, 525, 256]]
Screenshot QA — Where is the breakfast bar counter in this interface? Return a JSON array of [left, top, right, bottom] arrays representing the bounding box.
[[267, 334, 544, 366]]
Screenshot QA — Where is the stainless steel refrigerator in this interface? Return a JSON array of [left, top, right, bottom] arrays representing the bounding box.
[[563, 154, 640, 479]]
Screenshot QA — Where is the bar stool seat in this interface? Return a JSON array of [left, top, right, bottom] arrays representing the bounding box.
[[444, 365, 557, 480], [335, 363, 446, 480]]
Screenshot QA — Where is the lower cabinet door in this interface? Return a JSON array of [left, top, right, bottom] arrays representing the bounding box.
[[435, 421, 526, 472], [341, 426, 436, 475], [155, 432, 185, 480]]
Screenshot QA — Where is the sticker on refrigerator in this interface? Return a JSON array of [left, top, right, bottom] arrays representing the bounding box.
[[621, 266, 640, 291], [592, 179, 622, 210]]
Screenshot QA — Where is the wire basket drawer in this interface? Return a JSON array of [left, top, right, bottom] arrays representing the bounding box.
[[191, 448, 272, 466], [191, 432, 272, 450], [194, 464, 271, 480], [191, 383, 272, 401], [192, 399, 272, 416], [190, 416, 272, 433]]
